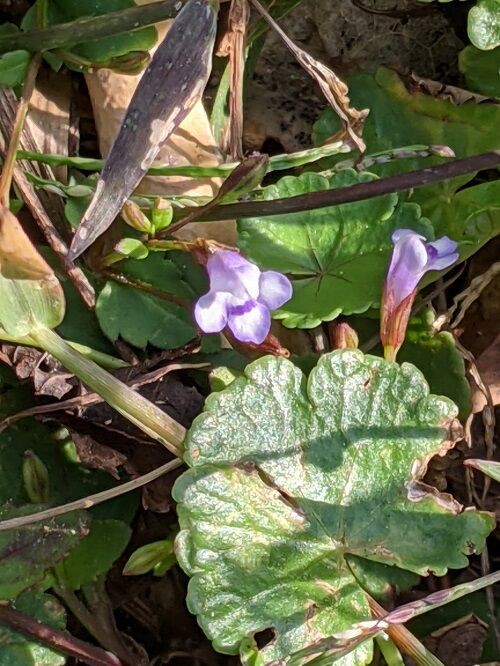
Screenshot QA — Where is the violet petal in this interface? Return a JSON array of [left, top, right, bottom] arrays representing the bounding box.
[[258, 271, 293, 310], [387, 233, 428, 305], [194, 290, 229, 333], [207, 250, 260, 300], [227, 300, 271, 344]]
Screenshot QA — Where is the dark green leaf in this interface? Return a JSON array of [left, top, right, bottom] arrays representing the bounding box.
[[398, 311, 471, 420], [0, 50, 30, 87], [95, 253, 198, 349], [0, 504, 88, 599], [459, 45, 500, 97], [0, 591, 66, 666], [174, 350, 493, 661], [238, 170, 432, 328], [56, 519, 131, 590]]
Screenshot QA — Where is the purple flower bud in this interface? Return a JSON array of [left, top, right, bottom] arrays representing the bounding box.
[[194, 249, 293, 345], [381, 230, 458, 361]]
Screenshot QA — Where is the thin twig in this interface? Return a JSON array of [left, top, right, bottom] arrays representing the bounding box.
[[0, 88, 96, 308], [0, 54, 42, 205], [0, 362, 208, 430], [0, 458, 182, 531], [172, 151, 500, 222], [0, 603, 122, 666]]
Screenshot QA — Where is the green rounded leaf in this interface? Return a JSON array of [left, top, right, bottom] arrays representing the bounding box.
[[459, 45, 500, 97], [0, 50, 30, 87], [468, 0, 500, 50], [57, 519, 131, 590], [238, 170, 432, 328], [174, 350, 493, 662], [96, 253, 198, 349]]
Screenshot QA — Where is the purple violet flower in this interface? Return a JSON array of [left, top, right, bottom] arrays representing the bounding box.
[[381, 229, 458, 361], [194, 249, 293, 345]]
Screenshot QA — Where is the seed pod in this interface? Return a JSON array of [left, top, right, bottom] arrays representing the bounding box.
[[123, 539, 174, 576]]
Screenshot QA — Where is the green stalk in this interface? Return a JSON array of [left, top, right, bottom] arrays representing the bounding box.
[[30, 326, 185, 457], [0, 0, 183, 54], [375, 635, 405, 666], [18, 141, 349, 178], [0, 328, 128, 370]]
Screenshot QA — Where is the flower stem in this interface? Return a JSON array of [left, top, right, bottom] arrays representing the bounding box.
[[30, 326, 185, 457]]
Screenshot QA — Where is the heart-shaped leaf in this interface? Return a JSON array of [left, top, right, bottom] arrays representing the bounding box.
[[238, 170, 432, 328], [174, 350, 493, 663]]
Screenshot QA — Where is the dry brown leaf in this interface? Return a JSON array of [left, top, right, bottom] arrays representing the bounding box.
[[27, 69, 71, 183], [85, 0, 236, 245], [472, 333, 500, 413]]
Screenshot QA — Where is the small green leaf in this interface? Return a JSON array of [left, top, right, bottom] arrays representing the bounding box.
[[114, 238, 149, 260], [0, 591, 66, 666], [123, 538, 175, 576], [174, 351, 493, 662], [468, 0, 500, 50], [0, 50, 30, 87], [96, 253, 198, 349], [151, 200, 173, 233], [0, 504, 88, 600], [22, 451, 50, 503], [459, 45, 500, 97], [238, 170, 432, 328], [57, 519, 131, 590]]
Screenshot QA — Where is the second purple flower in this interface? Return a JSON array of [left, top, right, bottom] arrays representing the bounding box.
[[194, 249, 293, 345]]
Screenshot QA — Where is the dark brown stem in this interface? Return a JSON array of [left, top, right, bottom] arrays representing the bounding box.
[[0, 603, 122, 666], [0, 53, 41, 205], [172, 151, 500, 222]]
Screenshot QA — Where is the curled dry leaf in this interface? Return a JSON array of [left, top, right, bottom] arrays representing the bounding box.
[[0, 206, 65, 338], [250, 0, 368, 152]]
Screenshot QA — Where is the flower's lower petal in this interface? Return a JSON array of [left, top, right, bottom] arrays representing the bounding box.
[[227, 300, 271, 344], [258, 271, 293, 310], [207, 250, 260, 300], [194, 291, 229, 333]]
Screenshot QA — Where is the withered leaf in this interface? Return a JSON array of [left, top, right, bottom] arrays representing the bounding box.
[[69, 0, 220, 260]]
